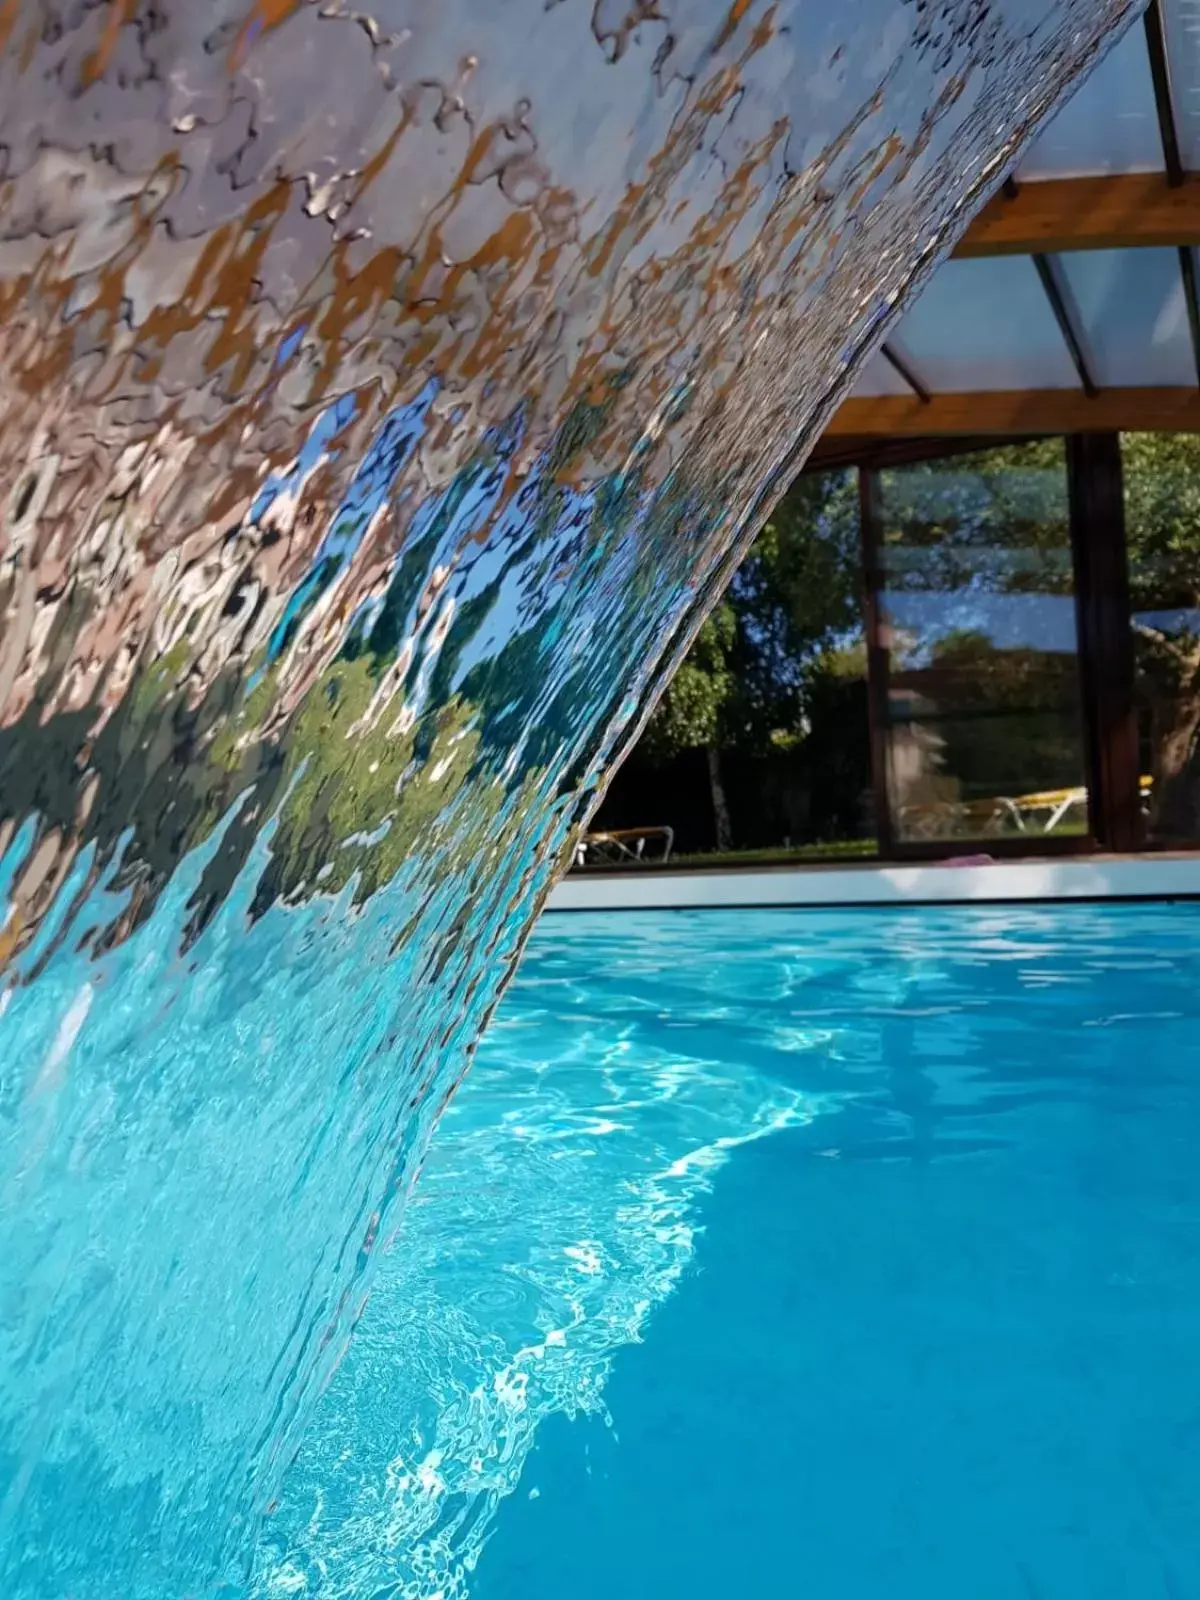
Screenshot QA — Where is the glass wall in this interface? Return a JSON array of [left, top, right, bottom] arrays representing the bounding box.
[[586, 467, 877, 862], [1121, 433, 1200, 846], [873, 443, 1089, 844], [586, 430, 1200, 868]]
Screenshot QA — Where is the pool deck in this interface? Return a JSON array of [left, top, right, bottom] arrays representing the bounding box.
[[547, 854, 1200, 912]]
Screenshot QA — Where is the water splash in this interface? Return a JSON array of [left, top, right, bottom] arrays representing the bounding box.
[[0, 2, 1139, 1595]]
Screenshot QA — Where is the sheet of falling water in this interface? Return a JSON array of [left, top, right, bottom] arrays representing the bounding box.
[[0, 3, 1138, 1595]]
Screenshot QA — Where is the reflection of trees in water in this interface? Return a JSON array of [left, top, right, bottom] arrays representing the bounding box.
[[0, 400, 637, 969], [0, 0, 1121, 978]]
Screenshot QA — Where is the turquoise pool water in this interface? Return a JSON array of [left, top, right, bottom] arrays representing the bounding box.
[[253, 903, 1200, 1600]]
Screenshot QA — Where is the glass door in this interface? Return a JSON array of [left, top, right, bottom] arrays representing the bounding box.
[[868, 442, 1091, 848]]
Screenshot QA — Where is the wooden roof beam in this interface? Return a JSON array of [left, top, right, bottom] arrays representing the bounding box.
[[955, 173, 1200, 257], [825, 387, 1200, 438]]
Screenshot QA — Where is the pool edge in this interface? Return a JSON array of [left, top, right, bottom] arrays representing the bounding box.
[[546, 856, 1200, 911]]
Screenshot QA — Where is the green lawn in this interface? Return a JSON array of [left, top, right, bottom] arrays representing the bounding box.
[[652, 839, 880, 869], [577, 822, 1092, 872]]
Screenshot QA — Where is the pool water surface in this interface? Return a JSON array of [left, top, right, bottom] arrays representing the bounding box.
[[253, 903, 1200, 1600]]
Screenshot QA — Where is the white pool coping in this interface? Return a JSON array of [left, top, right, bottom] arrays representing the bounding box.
[[546, 855, 1200, 912]]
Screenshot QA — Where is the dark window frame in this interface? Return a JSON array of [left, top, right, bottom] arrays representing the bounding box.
[[850, 431, 1147, 861]]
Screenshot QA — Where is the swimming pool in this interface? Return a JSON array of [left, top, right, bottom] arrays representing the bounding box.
[[251, 902, 1200, 1600]]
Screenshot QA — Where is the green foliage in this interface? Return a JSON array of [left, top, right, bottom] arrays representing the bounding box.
[[878, 440, 1071, 596], [920, 627, 1079, 714], [265, 658, 489, 901], [1123, 432, 1200, 609], [917, 628, 1084, 800], [729, 468, 862, 745], [1119, 433, 1200, 835], [643, 468, 864, 761], [642, 602, 737, 758], [669, 837, 877, 868]]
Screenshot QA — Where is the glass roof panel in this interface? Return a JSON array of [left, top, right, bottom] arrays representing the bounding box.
[[1059, 248, 1195, 388], [1163, 0, 1200, 172], [849, 351, 913, 398], [891, 257, 1082, 392], [1018, 23, 1165, 179]]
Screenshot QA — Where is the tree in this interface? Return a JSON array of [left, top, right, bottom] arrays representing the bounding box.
[[1121, 432, 1200, 840], [725, 467, 863, 746], [642, 602, 738, 849], [640, 468, 864, 851], [632, 434, 1200, 852]]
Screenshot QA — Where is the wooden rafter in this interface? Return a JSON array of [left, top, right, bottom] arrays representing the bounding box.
[[879, 342, 930, 402], [955, 174, 1200, 257], [1032, 251, 1097, 397], [825, 388, 1200, 438], [804, 433, 1040, 472]]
